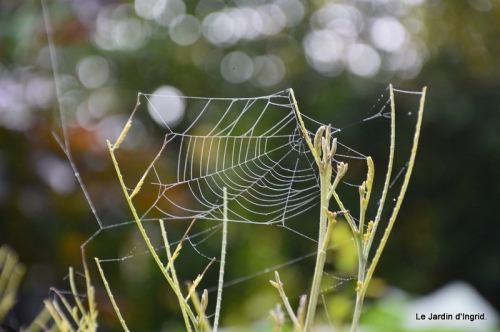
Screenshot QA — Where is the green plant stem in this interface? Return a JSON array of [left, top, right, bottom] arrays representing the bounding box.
[[84, 265, 97, 329], [362, 86, 426, 297], [291, 88, 340, 332], [350, 86, 426, 332], [213, 187, 228, 332], [292, 85, 426, 332], [289, 89, 315, 158], [303, 166, 330, 331], [363, 86, 397, 259], [349, 85, 398, 332], [107, 141, 195, 331], [349, 85, 397, 332], [271, 271, 302, 331], [95, 258, 129, 332]]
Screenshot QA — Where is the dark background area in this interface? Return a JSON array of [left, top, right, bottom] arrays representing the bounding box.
[[1, 0, 499, 330]]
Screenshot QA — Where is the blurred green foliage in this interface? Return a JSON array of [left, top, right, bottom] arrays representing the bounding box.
[[1, 0, 500, 330]]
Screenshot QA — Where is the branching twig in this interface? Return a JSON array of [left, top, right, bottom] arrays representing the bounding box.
[[270, 271, 302, 332]]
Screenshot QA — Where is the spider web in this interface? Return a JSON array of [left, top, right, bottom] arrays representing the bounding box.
[[142, 90, 333, 228], [135, 88, 377, 228], [109, 88, 378, 267], [84, 86, 424, 328]]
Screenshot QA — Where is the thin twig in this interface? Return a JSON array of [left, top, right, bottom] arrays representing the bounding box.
[[95, 258, 130, 332], [213, 187, 228, 331], [270, 271, 302, 332], [185, 257, 216, 302]]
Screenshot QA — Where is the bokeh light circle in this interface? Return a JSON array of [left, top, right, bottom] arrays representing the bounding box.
[[147, 86, 185, 127], [220, 51, 254, 83], [169, 14, 201, 45]]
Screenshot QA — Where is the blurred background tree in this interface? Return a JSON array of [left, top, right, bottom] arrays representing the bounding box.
[[0, 0, 499, 330]]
